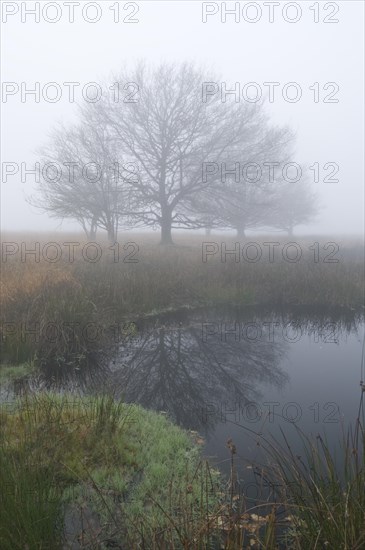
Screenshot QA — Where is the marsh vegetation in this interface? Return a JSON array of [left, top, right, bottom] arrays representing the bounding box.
[[1, 232, 364, 548]]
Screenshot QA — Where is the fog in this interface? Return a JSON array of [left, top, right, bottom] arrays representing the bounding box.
[[1, 0, 364, 235], [1, 6, 365, 546]]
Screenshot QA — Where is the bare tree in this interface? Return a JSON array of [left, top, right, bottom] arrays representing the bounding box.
[[266, 176, 319, 236], [32, 118, 135, 242], [190, 126, 307, 237], [90, 62, 277, 244], [33, 62, 318, 242]]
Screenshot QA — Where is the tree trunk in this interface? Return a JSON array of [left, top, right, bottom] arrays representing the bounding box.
[[236, 225, 246, 238], [80, 219, 90, 240], [205, 226, 212, 236], [160, 212, 174, 245], [107, 225, 116, 244], [81, 218, 97, 240], [89, 217, 97, 240], [287, 226, 294, 237]]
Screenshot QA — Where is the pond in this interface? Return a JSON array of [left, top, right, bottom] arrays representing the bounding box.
[[2, 305, 364, 499]]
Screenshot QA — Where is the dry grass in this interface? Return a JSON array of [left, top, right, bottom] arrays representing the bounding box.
[[1, 232, 363, 367]]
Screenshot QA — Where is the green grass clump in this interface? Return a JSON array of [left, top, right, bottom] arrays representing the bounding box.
[[248, 392, 365, 549], [0, 361, 36, 381], [2, 391, 365, 548], [0, 393, 222, 548], [0, 448, 63, 550]]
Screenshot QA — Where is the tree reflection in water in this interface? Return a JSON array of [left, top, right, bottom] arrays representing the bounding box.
[[3, 308, 363, 437], [109, 320, 289, 432]]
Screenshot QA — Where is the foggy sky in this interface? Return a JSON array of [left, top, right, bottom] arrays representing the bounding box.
[[1, 0, 364, 235]]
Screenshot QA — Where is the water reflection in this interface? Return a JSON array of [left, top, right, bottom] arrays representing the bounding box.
[[108, 321, 289, 431], [2, 307, 364, 437], [2, 306, 363, 503]]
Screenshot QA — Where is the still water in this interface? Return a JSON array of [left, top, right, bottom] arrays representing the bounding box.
[[3, 306, 364, 491], [109, 307, 365, 487]]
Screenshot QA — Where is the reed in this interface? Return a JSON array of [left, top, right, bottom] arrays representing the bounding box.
[[1, 234, 363, 367]]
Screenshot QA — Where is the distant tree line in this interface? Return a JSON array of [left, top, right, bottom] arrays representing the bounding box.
[[33, 62, 318, 244]]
